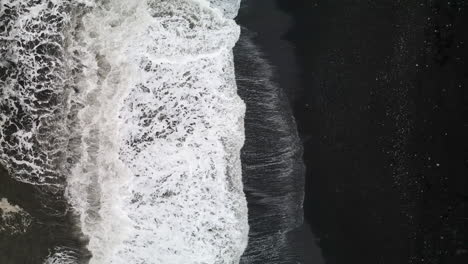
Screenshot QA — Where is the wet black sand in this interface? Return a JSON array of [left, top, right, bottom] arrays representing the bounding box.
[[238, 0, 468, 263], [236, 1, 324, 263]]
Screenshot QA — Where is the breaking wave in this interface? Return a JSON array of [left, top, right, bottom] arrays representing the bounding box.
[[67, 0, 248, 263], [1, 0, 248, 263]]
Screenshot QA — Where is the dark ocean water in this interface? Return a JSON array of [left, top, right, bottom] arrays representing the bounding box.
[[0, 166, 90, 263]]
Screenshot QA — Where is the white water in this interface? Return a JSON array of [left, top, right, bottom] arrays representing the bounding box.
[[65, 0, 248, 263], [1, 0, 248, 262], [44, 246, 80, 264], [0, 0, 73, 186]]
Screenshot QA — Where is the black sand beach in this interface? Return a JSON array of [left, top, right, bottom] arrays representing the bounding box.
[[238, 0, 468, 263]]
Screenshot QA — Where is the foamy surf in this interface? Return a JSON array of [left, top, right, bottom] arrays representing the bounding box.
[[0, 0, 73, 186], [0, 0, 248, 262], [65, 0, 248, 263], [44, 246, 81, 264]]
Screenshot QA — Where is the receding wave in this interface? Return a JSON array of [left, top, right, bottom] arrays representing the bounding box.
[[235, 30, 305, 263]]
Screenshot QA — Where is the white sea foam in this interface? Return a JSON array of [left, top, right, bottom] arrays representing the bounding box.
[[0, 0, 247, 261], [43, 246, 80, 264], [65, 0, 248, 263], [0, 198, 32, 234], [0, 0, 73, 186]]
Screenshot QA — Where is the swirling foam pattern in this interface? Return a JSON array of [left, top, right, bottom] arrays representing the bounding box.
[[0, 0, 73, 186], [65, 0, 248, 263], [1, 0, 247, 262]]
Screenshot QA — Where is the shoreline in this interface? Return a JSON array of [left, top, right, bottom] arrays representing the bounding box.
[[236, 1, 324, 263]]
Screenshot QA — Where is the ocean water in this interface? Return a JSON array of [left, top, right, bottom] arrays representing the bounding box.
[[1, 0, 249, 263], [0, 197, 31, 235], [1, 1, 90, 262]]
